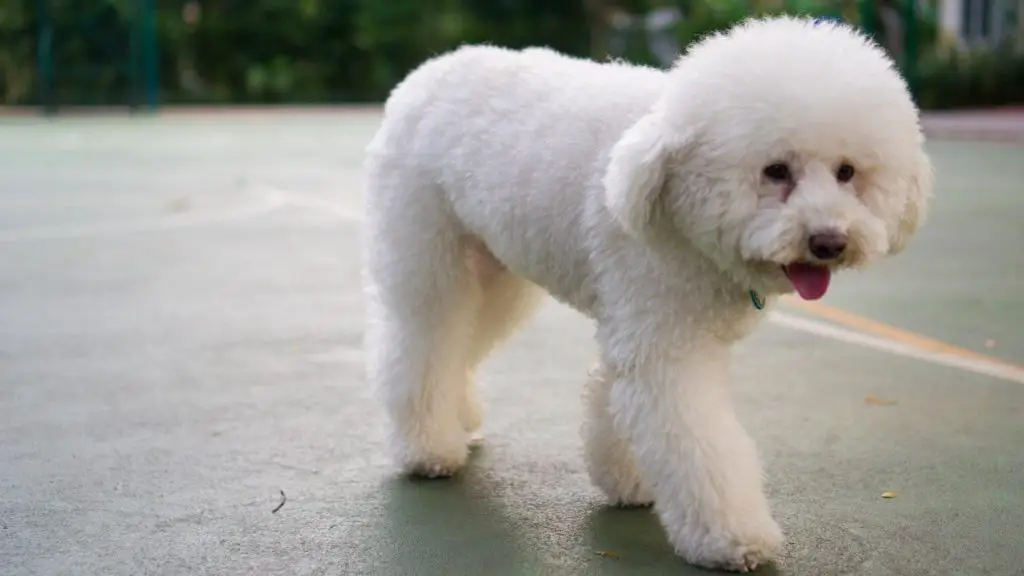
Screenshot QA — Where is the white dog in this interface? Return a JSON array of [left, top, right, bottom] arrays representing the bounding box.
[[362, 16, 931, 572]]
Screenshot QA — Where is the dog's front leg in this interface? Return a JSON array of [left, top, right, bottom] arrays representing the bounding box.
[[601, 336, 782, 572]]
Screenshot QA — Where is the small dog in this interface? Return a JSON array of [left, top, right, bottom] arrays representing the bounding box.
[[362, 16, 931, 572]]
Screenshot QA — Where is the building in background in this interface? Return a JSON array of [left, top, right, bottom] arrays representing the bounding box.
[[939, 0, 1022, 47]]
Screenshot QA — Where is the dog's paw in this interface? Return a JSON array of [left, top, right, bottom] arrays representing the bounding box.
[[608, 483, 655, 508], [468, 431, 486, 448], [393, 430, 469, 479], [403, 447, 467, 479], [690, 535, 781, 573], [407, 460, 462, 479], [615, 499, 654, 509], [587, 459, 654, 508], [669, 513, 783, 573]]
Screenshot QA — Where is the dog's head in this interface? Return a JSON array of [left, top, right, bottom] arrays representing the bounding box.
[[603, 16, 932, 300]]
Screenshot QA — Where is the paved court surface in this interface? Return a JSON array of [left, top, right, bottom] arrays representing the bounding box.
[[1, 111, 1022, 576]]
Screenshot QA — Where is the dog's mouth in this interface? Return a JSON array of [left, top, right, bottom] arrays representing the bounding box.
[[782, 262, 831, 300]]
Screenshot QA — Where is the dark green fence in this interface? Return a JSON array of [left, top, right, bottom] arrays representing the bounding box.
[[33, 0, 158, 112]]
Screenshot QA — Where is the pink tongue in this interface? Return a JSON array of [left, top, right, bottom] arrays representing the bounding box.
[[784, 263, 832, 300]]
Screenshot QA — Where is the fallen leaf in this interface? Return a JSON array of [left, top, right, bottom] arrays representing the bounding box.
[[166, 197, 191, 213], [881, 491, 898, 499], [864, 394, 897, 406], [595, 550, 621, 559]]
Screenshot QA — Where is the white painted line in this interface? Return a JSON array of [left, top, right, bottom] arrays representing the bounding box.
[[2, 180, 1017, 386], [0, 186, 363, 245], [770, 311, 1024, 385], [0, 190, 289, 244], [258, 185, 364, 221]]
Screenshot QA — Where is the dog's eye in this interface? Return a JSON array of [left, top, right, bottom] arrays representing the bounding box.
[[763, 163, 791, 182], [836, 163, 855, 182]]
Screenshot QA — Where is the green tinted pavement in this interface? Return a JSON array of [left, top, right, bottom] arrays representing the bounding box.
[[0, 112, 1021, 576]]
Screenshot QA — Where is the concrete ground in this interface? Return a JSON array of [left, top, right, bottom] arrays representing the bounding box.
[[1, 111, 1022, 576]]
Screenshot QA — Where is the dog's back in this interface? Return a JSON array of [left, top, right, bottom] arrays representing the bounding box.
[[365, 46, 668, 303], [367, 45, 666, 172]]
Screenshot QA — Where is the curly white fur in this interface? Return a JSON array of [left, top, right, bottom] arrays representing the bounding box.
[[362, 16, 932, 572]]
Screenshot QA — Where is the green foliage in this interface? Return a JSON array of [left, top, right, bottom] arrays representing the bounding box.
[[676, 0, 751, 49], [915, 46, 1024, 109], [3, 0, 1023, 108], [17, 0, 592, 105], [0, 0, 34, 104]]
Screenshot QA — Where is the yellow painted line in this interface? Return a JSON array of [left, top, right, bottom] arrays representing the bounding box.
[[781, 295, 1024, 374], [770, 312, 1024, 384]]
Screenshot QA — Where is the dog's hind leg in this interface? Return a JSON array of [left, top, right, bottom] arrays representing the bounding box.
[[460, 245, 544, 439], [582, 362, 654, 507], [364, 174, 482, 478]]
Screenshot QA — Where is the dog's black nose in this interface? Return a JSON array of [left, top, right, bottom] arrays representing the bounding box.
[[808, 231, 847, 261]]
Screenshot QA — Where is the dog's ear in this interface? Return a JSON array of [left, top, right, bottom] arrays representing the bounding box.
[[603, 112, 670, 236], [887, 149, 933, 255]]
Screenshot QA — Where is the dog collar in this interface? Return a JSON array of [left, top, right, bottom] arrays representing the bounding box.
[[812, 16, 843, 26], [749, 289, 766, 310]]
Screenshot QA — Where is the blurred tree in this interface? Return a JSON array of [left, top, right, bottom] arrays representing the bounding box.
[[2, 0, 1018, 108], [585, 0, 612, 58], [0, 0, 34, 104]]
